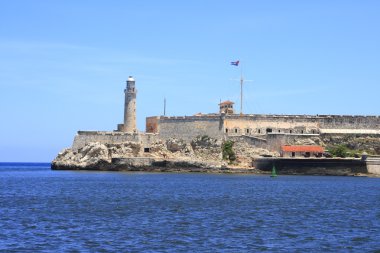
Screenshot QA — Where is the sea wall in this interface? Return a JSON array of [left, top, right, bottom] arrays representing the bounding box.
[[366, 158, 380, 175], [253, 158, 367, 176]]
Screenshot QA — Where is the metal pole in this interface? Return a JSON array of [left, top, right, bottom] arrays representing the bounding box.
[[164, 97, 166, 116], [240, 66, 243, 116]]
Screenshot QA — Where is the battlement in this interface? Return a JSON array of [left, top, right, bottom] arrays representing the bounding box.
[[224, 114, 379, 120], [152, 113, 379, 120], [145, 113, 380, 140], [159, 114, 221, 120], [73, 131, 159, 150]]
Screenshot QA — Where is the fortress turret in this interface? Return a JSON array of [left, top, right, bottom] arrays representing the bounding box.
[[118, 76, 137, 132], [219, 100, 235, 115]]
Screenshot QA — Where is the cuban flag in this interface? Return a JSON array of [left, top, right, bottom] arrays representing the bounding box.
[[231, 60, 239, 66]]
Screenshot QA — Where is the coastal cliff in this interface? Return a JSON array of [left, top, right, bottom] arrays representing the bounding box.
[[52, 134, 380, 176], [51, 136, 276, 172]]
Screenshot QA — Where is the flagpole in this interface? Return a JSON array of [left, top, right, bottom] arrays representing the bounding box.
[[240, 62, 243, 116], [164, 97, 166, 116], [231, 59, 252, 116]]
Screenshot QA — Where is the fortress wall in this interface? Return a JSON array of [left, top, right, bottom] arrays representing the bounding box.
[[157, 116, 223, 141], [224, 115, 380, 133], [146, 116, 159, 133], [317, 115, 380, 129], [224, 117, 318, 134], [151, 114, 380, 142], [366, 159, 380, 175], [254, 158, 368, 175], [72, 131, 159, 150]]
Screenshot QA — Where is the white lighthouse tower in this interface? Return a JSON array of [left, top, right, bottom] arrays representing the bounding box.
[[118, 76, 137, 132]]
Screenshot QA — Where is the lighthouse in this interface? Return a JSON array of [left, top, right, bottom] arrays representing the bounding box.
[[118, 76, 137, 132]]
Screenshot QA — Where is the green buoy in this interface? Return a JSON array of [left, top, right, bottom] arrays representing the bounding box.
[[270, 164, 277, 177]]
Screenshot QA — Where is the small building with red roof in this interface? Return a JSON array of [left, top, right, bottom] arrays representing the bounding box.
[[281, 145, 324, 158]]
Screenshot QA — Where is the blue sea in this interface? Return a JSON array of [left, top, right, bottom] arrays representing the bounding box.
[[0, 163, 379, 252]]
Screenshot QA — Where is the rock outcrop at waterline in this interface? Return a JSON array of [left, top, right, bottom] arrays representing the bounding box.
[[51, 136, 278, 171], [51, 142, 111, 170]]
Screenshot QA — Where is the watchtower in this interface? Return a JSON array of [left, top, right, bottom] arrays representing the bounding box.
[[219, 100, 235, 114], [118, 76, 137, 132]]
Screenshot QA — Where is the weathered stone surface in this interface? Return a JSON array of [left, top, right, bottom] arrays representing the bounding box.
[[166, 138, 188, 153], [107, 142, 141, 158], [52, 142, 111, 170], [52, 133, 380, 173], [52, 134, 281, 171]]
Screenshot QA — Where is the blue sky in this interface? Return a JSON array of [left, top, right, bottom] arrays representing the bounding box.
[[0, 1, 379, 162]]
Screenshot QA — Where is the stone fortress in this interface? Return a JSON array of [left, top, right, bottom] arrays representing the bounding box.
[[71, 76, 380, 156], [51, 75, 380, 175]]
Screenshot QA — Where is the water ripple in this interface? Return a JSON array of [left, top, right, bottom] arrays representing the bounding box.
[[0, 165, 380, 252]]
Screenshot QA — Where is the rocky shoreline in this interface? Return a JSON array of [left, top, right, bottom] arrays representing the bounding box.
[[51, 136, 276, 173], [51, 136, 380, 176]]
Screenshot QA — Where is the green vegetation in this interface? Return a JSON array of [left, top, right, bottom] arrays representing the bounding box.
[[200, 135, 210, 142], [327, 144, 363, 158], [328, 145, 349, 158], [222, 140, 236, 163]]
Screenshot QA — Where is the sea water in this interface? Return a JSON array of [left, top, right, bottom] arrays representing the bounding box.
[[0, 163, 379, 252]]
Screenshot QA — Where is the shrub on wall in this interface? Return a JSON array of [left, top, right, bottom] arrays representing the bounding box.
[[222, 140, 236, 163], [329, 145, 348, 158], [327, 144, 366, 158], [328, 144, 359, 158]]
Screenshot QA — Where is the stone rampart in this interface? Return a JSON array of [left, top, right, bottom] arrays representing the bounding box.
[[72, 131, 159, 150], [157, 116, 224, 141], [224, 114, 380, 132], [254, 157, 367, 175], [366, 157, 380, 175]]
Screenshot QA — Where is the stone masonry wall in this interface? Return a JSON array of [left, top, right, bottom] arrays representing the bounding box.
[[157, 116, 224, 141], [224, 116, 318, 135], [224, 114, 380, 134], [72, 131, 159, 150]]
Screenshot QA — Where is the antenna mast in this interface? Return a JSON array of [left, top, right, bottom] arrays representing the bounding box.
[[231, 60, 252, 116], [164, 97, 166, 116], [240, 67, 243, 116]]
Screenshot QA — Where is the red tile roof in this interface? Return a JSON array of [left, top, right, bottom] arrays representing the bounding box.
[[282, 145, 324, 153], [219, 100, 234, 105]]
